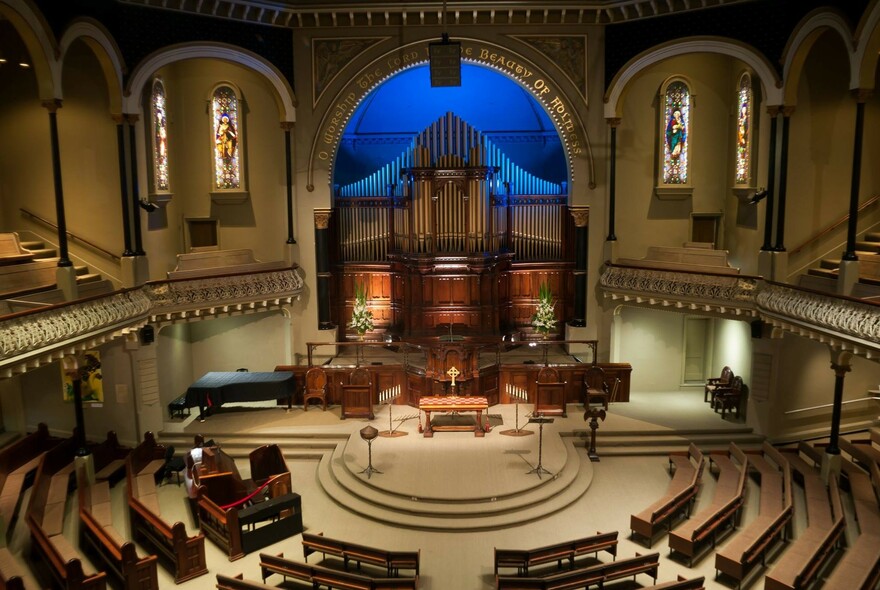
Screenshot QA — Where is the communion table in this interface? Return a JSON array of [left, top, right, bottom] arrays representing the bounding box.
[[418, 395, 490, 437]]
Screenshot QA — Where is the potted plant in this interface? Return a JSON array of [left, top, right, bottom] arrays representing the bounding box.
[[531, 282, 557, 338], [349, 282, 374, 339]]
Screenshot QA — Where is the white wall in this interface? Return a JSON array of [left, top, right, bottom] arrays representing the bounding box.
[[618, 306, 684, 391]]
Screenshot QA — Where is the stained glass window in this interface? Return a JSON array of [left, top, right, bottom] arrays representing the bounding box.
[[151, 78, 170, 192], [662, 80, 690, 185], [211, 85, 242, 190], [735, 73, 752, 186]]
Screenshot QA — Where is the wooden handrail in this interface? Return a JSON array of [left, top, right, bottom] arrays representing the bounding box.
[[19, 207, 121, 263], [789, 194, 880, 256]]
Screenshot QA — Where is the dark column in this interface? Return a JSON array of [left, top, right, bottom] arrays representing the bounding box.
[[115, 115, 135, 256], [314, 209, 335, 330], [773, 108, 793, 252], [44, 100, 72, 268], [607, 119, 619, 241], [826, 361, 851, 455], [570, 207, 589, 327], [127, 115, 145, 255], [842, 91, 869, 261], [73, 377, 89, 456], [761, 109, 779, 251], [282, 123, 296, 244]]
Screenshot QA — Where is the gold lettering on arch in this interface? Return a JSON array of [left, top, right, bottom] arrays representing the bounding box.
[[308, 40, 587, 191]]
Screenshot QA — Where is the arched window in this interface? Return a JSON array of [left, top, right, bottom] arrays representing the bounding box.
[[656, 77, 693, 199], [734, 72, 753, 186], [150, 77, 170, 193], [210, 83, 247, 200]]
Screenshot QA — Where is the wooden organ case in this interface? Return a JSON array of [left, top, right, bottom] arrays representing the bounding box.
[[333, 112, 575, 339]]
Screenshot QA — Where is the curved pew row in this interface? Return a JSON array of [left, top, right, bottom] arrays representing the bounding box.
[[494, 552, 659, 590], [0, 423, 61, 535], [303, 532, 420, 577], [25, 433, 107, 589], [821, 459, 880, 590], [260, 552, 419, 589], [493, 531, 617, 576], [126, 432, 207, 584], [630, 443, 705, 547], [669, 443, 748, 566], [714, 442, 792, 588]]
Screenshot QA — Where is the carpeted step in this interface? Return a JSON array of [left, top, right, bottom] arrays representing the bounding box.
[[75, 273, 102, 284], [809, 267, 838, 279], [23, 247, 56, 259], [819, 258, 840, 270], [856, 240, 880, 253]]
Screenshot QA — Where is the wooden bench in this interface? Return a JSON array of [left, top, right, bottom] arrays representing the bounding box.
[[668, 443, 748, 565], [495, 551, 659, 590], [167, 249, 288, 280], [78, 478, 158, 590], [25, 434, 107, 590], [714, 442, 792, 587], [0, 233, 35, 264], [89, 431, 129, 486], [493, 530, 618, 575], [617, 245, 740, 275], [302, 531, 420, 576], [764, 469, 845, 590], [260, 552, 419, 589], [644, 577, 706, 589], [630, 443, 704, 547], [126, 432, 207, 583], [0, 546, 37, 590], [0, 423, 60, 534], [841, 427, 880, 469], [196, 446, 302, 560]]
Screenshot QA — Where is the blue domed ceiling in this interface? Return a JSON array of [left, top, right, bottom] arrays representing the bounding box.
[[334, 63, 566, 187]]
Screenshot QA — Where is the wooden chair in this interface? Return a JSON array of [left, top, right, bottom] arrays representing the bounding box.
[[584, 365, 609, 410], [705, 366, 733, 403], [713, 376, 743, 418], [304, 367, 328, 411], [535, 367, 566, 417]]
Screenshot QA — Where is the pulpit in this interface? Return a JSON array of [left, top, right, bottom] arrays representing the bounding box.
[[425, 342, 478, 395]]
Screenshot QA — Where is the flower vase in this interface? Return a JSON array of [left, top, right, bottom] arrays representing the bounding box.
[[357, 331, 366, 341]]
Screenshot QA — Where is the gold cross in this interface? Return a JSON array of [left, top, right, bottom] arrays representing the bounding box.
[[446, 366, 460, 387]]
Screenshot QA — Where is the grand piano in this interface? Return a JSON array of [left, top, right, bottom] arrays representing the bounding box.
[[185, 371, 295, 420]]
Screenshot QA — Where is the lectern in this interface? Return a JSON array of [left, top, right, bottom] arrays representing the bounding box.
[[526, 415, 554, 479]]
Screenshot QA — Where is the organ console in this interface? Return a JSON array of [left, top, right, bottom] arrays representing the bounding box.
[[332, 111, 577, 340]]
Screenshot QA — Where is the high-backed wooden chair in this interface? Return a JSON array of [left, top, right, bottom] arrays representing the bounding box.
[[584, 365, 609, 409], [342, 367, 373, 419], [304, 367, 328, 411], [713, 376, 744, 418], [535, 367, 566, 416], [705, 366, 733, 403]]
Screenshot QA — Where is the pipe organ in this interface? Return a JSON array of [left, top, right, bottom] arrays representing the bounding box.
[[333, 112, 577, 339]]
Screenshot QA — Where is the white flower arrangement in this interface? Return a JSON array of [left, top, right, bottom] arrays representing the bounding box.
[[531, 282, 557, 335], [349, 282, 374, 335]]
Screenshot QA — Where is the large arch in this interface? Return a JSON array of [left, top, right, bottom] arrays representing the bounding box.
[[308, 37, 593, 192], [123, 42, 297, 122], [781, 8, 856, 106], [59, 19, 126, 115], [855, 0, 880, 90], [604, 37, 783, 119], [0, 0, 59, 101]]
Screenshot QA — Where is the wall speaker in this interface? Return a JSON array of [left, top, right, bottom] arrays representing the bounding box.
[[750, 320, 764, 339], [140, 325, 155, 344], [429, 36, 461, 87]]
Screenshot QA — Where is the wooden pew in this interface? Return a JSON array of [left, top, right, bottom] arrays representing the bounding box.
[[495, 552, 659, 590], [764, 471, 845, 590], [196, 446, 302, 561], [25, 434, 107, 589], [302, 531, 420, 576], [78, 478, 158, 590], [668, 443, 748, 565], [125, 432, 207, 583], [215, 573, 275, 590], [841, 428, 880, 469], [88, 431, 129, 486], [821, 459, 880, 590], [493, 530, 618, 575], [0, 233, 35, 264], [0, 423, 61, 533], [644, 577, 706, 589], [0, 546, 37, 590], [260, 552, 419, 589], [714, 442, 792, 586], [630, 443, 704, 547]]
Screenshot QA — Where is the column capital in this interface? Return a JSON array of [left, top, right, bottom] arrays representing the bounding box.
[[111, 113, 125, 125], [280, 121, 295, 131], [314, 208, 333, 229], [766, 105, 795, 117], [41, 99, 62, 113], [124, 113, 140, 125], [606, 117, 621, 128], [569, 206, 590, 227]]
